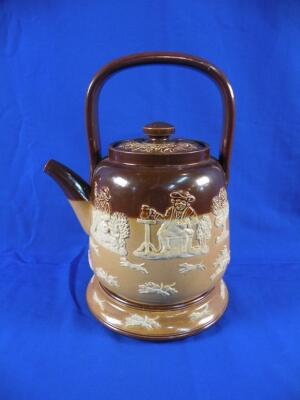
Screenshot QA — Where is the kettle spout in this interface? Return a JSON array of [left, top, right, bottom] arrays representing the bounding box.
[[44, 160, 92, 235]]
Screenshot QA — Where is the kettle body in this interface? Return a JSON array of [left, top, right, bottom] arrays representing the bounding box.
[[45, 52, 235, 340]]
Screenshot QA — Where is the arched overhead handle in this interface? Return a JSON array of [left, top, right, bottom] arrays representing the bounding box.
[[85, 52, 235, 183]]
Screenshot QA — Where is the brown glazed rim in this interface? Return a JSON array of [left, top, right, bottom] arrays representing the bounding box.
[[109, 139, 210, 165]]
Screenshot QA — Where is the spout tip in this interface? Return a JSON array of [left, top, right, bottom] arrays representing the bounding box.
[[43, 159, 91, 201], [44, 159, 60, 175], [44, 160, 51, 173]]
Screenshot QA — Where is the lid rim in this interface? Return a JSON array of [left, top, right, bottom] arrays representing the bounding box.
[[109, 139, 210, 166], [112, 138, 209, 149]]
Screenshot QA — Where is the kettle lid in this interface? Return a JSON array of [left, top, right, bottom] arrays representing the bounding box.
[[109, 122, 209, 165]]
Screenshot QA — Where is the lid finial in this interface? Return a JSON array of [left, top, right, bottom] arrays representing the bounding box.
[[143, 122, 175, 141]]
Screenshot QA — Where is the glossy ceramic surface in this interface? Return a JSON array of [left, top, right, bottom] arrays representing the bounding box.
[[87, 277, 228, 341], [44, 52, 235, 340]]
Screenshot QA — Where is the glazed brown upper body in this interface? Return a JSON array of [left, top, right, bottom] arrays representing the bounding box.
[[92, 155, 226, 218]]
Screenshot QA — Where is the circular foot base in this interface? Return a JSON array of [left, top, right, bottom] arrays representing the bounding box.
[[86, 277, 228, 341]]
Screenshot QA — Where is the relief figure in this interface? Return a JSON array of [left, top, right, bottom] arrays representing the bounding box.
[[211, 187, 229, 243], [134, 190, 211, 260]]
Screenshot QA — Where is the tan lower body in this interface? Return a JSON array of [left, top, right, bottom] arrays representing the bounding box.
[[86, 275, 228, 340]]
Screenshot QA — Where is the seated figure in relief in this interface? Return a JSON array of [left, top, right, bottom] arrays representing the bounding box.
[[138, 190, 197, 257], [157, 190, 196, 254]]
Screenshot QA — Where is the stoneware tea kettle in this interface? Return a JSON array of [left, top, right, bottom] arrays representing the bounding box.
[[44, 52, 235, 340]]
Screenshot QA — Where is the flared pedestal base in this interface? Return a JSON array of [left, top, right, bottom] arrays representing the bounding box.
[[86, 276, 228, 341]]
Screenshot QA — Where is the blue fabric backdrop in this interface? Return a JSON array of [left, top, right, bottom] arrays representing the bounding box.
[[1, 0, 300, 399]]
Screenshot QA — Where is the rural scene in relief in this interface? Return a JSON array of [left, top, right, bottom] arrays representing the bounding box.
[[90, 184, 146, 273], [190, 304, 211, 321], [211, 187, 229, 243], [90, 184, 230, 294], [138, 282, 178, 296], [178, 262, 207, 274], [124, 314, 161, 329], [94, 266, 119, 288], [210, 245, 231, 281], [91, 184, 129, 257], [134, 190, 213, 260]]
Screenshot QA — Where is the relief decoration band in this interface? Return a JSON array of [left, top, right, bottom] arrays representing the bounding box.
[[117, 140, 199, 153], [134, 190, 212, 260]]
